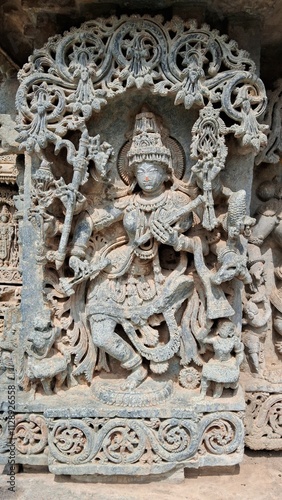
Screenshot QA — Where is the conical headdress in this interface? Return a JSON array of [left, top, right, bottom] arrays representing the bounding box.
[[127, 109, 172, 169]]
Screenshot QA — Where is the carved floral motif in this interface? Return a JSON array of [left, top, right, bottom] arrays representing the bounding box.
[[16, 15, 267, 161], [47, 413, 244, 468], [14, 414, 48, 455]]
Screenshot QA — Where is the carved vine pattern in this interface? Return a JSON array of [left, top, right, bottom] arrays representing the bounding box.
[[47, 412, 243, 465], [245, 392, 282, 449]]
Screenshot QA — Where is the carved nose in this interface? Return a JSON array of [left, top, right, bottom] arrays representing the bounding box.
[[145, 176, 149, 181]]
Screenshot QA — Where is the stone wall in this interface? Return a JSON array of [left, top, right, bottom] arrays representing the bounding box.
[[0, 4, 281, 478]]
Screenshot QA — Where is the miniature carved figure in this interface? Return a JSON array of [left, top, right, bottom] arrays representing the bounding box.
[[24, 317, 75, 395], [0, 205, 14, 266], [242, 245, 271, 375], [199, 320, 244, 398], [0, 320, 19, 382]]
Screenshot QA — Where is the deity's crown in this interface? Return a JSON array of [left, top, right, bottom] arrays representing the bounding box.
[[127, 109, 171, 169]]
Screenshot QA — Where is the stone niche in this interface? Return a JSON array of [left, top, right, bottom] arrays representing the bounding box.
[[0, 14, 271, 476]]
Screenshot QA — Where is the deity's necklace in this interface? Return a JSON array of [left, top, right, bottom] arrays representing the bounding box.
[[133, 190, 168, 212]]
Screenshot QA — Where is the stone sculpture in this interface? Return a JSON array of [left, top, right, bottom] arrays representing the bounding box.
[[243, 81, 282, 451], [23, 316, 75, 395], [0, 15, 270, 475], [0, 180, 21, 380]]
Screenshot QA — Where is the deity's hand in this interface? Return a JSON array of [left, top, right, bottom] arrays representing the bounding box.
[[69, 255, 88, 277], [151, 220, 178, 246], [55, 181, 86, 211]]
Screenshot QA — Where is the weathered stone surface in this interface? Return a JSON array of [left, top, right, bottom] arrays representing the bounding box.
[[240, 78, 282, 450], [0, 116, 19, 155], [1, 8, 282, 479], [0, 14, 267, 475]]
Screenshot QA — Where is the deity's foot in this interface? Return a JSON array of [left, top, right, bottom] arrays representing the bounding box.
[[213, 384, 223, 398], [121, 365, 148, 391]]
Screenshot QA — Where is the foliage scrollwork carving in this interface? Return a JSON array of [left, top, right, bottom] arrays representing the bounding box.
[[47, 413, 244, 470], [16, 15, 267, 160]]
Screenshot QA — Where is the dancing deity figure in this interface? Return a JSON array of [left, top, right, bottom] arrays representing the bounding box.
[[69, 110, 233, 390]]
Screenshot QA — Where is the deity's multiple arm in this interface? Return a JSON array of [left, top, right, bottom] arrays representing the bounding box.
[[69, 204, 124, 276], [71, 212, 93, 259]]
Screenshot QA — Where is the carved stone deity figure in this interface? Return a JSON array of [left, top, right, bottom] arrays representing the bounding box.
[[70, 111, 196, 390], [67, 109, 240, 392], [3, 13, 272, 474]]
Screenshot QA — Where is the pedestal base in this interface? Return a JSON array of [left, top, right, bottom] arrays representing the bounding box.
[[0, 383, 245, 476]]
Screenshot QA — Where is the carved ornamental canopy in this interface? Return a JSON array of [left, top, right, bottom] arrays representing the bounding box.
[[16, 15, 267, 159]]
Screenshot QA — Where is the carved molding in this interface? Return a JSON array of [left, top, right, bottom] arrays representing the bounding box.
[[0, 411, 244, 472], [0, 155, 18, 184]]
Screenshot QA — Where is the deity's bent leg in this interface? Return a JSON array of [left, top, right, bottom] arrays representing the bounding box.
[[200, 376, 210, 399], [90, 317, 138, 365], [89, 316, 147, 389]]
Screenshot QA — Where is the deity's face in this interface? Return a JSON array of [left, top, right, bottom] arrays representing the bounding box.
[[218, 322, 235, 338], [136, 162, 167, 195]]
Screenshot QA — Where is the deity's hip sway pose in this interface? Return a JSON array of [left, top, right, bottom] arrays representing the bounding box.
[[69, 110, 233, 390]]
